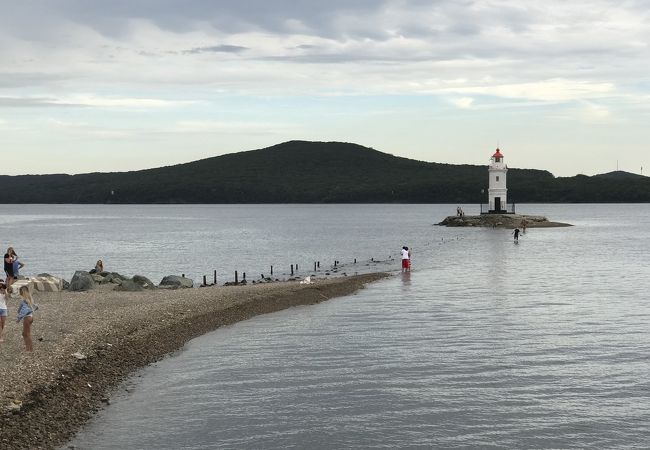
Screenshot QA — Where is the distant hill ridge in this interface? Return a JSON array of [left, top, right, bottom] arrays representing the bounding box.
[[1, 140, 649, 203]]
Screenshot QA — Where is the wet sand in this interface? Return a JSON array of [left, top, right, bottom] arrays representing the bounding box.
[[0, 273, 388, 449]]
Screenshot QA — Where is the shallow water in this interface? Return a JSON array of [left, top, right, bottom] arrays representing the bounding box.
[[5, 204, 648, 448], [0, 203, 454, 284]]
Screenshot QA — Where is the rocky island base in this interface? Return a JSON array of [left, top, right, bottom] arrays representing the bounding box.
[[0, 273, 388, 450], [438, 213, 572, 228]]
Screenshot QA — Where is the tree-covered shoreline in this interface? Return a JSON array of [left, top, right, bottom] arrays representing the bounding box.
[[2, 141, 649, 203]]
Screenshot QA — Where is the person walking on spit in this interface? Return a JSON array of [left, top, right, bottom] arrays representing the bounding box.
[[512, 228, 521, 242], [401, 246, 411, 272], [16, 285, 37, 352], [0, 282, 8, 343]]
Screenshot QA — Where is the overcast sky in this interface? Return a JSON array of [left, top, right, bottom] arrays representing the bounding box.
[[1, 0, 649, 176]]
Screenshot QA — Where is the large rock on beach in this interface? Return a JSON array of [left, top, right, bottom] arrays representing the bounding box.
[[159, 275, 193, 289], [114, 279, 144, 292], [132, 275, 156, 289], [103, 272, 128, 284], [91, 274, 106, 284], [69, 271, 95, 291]]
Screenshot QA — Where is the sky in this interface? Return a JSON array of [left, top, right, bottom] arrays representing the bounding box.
[[1, 0, 649, 177]]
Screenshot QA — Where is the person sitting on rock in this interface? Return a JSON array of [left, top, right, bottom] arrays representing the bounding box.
[[90, 259, 104, 274]]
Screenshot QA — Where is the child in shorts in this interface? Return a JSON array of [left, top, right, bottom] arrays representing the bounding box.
[[16, 285, 37, 352]]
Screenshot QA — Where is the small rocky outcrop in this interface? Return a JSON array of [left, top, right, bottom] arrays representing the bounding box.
[[69, 271, 95, 291], [159, 275, 193, 289], [438, 213, 572, 228]]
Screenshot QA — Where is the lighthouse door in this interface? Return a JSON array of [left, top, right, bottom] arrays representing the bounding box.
[[494, 197, 501, 212]]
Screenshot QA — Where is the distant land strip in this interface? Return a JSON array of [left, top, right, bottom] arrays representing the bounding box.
[[1, 141, 649, 203]]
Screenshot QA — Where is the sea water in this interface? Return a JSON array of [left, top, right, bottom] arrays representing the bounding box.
[[2, 204, 648, 448], [0, 203, 452, 283]]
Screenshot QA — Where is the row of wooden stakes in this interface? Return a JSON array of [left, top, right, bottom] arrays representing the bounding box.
[[194, 258, 360, 287]]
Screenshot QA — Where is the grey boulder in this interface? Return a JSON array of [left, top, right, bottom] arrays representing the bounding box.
[[159, 275, 193, 289], [132, 275, 156, 289], [69, 271, 95, 291], [114, 279, 144, 292]]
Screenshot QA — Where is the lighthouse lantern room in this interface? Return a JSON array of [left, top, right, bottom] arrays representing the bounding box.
[[486, 148, 509, 213]]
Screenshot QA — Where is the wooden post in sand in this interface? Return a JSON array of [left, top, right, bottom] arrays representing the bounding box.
[[314, 261, 317, 272], [203, 275, 207, 286], [243, 272, 246, 282], [271, 265, 273, 275], [235, 271, 238, 284], [213, 270, 217, 285], [291, 264, 294, 276], [317, 261, 320, 268]]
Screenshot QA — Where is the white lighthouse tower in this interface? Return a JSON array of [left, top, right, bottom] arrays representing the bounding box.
[[487, 148, 508, 213]]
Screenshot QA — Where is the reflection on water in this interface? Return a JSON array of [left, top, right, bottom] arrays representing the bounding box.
[[40, 204, 650, 448], [400, 271, 411, 287]]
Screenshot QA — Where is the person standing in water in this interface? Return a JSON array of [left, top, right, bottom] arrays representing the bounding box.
[[521, 218, 528, 233], [401, 246, 411, 272], [512, 228, 520, 242]]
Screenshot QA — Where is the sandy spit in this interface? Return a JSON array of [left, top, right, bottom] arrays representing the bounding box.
[[0, 273, 388, 449]]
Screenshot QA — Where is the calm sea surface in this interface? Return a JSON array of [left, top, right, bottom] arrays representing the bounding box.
[[2, 204, 649, 449]]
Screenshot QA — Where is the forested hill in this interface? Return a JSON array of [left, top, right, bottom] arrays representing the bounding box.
[[1, 141, 649, 203]]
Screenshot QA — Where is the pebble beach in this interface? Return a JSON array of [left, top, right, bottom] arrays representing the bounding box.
[[0, 273, 388, 450]]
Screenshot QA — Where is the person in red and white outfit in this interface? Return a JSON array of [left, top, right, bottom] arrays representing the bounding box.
[[401, 246, 411, 272]]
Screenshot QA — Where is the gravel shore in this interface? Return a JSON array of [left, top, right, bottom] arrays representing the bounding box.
[[0, 273, 388, 449]]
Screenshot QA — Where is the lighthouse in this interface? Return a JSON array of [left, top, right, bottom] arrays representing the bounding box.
[[487, 148, 508, 213]]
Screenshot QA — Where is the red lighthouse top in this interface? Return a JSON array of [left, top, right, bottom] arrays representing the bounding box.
[[492, 148, 503, 158]]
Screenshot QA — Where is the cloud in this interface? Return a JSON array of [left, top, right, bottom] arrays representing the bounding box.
[[450, 97, 475, 109], [0, 95, 193, 109], [174, 120, 300, 135], [443, 79, 615, 102], [550, 101, 614, 124], [54, 95, 193, 109], [1, 0, 648, 103], [182, 44, 249, 54], [0, 1, 649, 125], [0, 97, 65, 108]]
